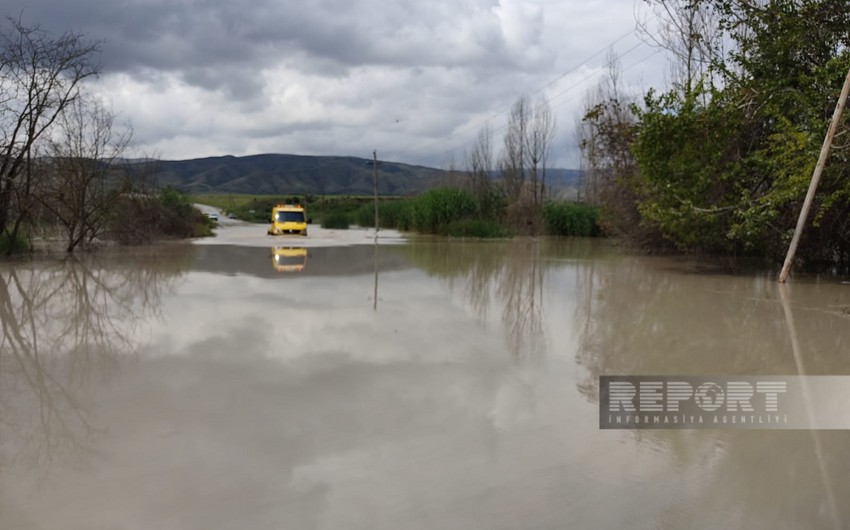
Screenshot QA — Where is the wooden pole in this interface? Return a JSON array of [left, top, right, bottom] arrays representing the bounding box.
[[778, 67, 850, 283], [372, 151, 379, 311], [372, 150, 379, 235]]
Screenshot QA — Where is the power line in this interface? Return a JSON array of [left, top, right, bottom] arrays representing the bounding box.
[[394, 27, 643, 161], [548, 40, 649, 107], [432, 41, 659, 164]]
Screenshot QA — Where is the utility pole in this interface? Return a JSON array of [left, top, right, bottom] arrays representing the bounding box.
[[372, 150, 379, 235], [778, 66, 850, 283], [371, 150, 380, 312]]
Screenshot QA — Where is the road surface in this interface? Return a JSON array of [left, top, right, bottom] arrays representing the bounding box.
[[193, 203, 406, 247]]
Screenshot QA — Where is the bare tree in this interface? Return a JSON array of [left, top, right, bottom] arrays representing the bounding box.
[[637, 0, 723, 94], [465, 123, 504, 219], [467, 124, 494, 192], [0, 17, 100, 247], [441, 151, 465, 188], [576, 89, 601, 204], [500, 94, 556, 233], [41, 97, 131, 252], [501, 95, 530, 201], [576, 50, 643, 238], [524, 97, 555, 209], [577, 51, 636, 205]]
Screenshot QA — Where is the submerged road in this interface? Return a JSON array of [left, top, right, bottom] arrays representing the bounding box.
[[3, 232, 850, 529], [193, 204, 407, 248]]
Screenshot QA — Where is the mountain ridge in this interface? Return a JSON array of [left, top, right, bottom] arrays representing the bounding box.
[[139, 153, 580, 196]]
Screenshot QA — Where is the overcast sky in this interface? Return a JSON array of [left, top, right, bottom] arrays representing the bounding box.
[[5, 0, 667, 168]]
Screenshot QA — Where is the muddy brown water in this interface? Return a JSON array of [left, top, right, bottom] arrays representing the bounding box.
[[1, 238, 849, 529]]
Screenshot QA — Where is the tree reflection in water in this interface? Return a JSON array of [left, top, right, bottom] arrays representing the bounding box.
[[574, 257, 850, 399], [573, 255, 850, 529], [402, 238, 600, 360], [0, 245, 194, 477], [406, 240, 850, 527]]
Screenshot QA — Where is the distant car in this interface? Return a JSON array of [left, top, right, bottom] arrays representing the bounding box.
[[206, 213, 220, 222]]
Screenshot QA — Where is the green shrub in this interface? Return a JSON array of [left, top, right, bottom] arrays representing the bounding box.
[[109, 187, 215, 244], [410, 188, 478, 234], [0, 232, 31, 254], [377, 200, 413, 230], [158, 187, 210, 237], [353, 200, 413, 230], [542, 202, 601, 237], [473, 186, 508, 221], [353, 204, 375, 227], [445, 219, 511, 238], [190, 219, 214, 237], [351, 188, 503, 235], [321, 211, 350, 229], [227, 196, 310, 223]]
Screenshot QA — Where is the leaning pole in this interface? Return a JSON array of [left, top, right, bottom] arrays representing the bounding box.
[[778, 67, 850, 283]]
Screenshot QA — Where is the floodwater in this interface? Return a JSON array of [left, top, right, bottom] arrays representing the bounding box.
[[2, 228, 850, 530]]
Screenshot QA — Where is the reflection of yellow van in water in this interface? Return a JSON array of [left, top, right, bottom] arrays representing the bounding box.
[[268, 204, 308, 236], [272, 247, 308, 273]]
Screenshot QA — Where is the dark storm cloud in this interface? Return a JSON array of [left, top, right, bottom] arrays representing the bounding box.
[[0, 0, 654, 166], [4, 0, 533, 88]]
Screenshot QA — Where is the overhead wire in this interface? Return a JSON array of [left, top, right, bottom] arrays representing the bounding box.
[[391, 10, 666, 167], [435, 40, 660, 165], [393, 28, 645, 162]]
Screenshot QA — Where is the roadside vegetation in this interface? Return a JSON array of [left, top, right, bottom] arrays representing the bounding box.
[[198, 194, 370, 225], [320, 210, 351, 229], [192, 93, 602, 240], [198, 188, 599, 239], [542, 202, 601, 238], [180, 2, 850, 266], [111, 187, 214, 245], [0, 18, 209, 255], [578, 0, 850, 270]]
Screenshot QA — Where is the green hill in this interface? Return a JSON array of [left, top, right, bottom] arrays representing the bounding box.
[[143, 154, 450, 196], [130, 153, 582, 197]]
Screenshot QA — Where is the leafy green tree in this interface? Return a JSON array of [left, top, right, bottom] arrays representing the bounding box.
[[632, 85, 744, 252], [625, 0, 850, 265]]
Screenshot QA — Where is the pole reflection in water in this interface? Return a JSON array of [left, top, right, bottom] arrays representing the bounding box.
[[373, 232, 379, 312], [2, 239, 849, 529], [570, 250, 850, 528], [778, 283, 841, 530]]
